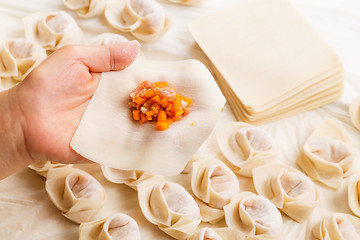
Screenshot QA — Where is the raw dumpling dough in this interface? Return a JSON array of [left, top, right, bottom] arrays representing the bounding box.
[[349, 96, 360, 131], [71, 59, 225, 176], [63, 0, 107, 18], [216, 122, 278, 177], [296, 118, 355, 188], [191, 158, 240, 223], [188, 227, 245, 240], [23, 11, 82, 50], [28, 161, 73, 177], [224, 192, 283, 239], [313, 213, 360, 240], [348, 175, 360, 218], [101, 166, 163, 190], [79, 213, 141, 240], [45, 167, 106, 224], [167, 0, 206, 5], [88, 33, 129, 45], [105, 0, 171, 42], [137, 180, 201, 239], [252, 164, 319, 223], [0, 38, 46, 81]]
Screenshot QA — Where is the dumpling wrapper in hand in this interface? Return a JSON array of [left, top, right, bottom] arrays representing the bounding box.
[[137, 180, 201, 239], [296, 118, 355, 188], [191, 158, 240, 223], [79, 213, 141, 240], [313, 213, 360, 240], [71, 59, 225, 176], [216, 122, 279, 177], [63, 0, 107, 18], [224, 192, 283, 239], [188, 227, 245, 240], [23, 11, 82, 51], [349, 96, 360, 131], [45, 167, 106, 224], [252, 163, 319, 223], [28, 161, 73, 177], [0, 38, 46, 81], [88, 33, 129, 46]]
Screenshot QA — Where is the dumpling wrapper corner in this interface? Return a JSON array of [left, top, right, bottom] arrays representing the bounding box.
[[71, 59, 226, 176]]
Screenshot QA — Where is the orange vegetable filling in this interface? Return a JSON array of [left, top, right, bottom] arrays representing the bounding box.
[[129, 81, 192, 131]]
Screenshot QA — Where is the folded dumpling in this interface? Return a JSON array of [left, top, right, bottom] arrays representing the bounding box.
[[348, 175, 360, 218], [0, 38, 46, 81], [63, 0, 107, 18], [188, 227, 245, 240], [101, 166, 163, 190], [45, 167, 106, 224], [349, 96, 360, 131], [167, 0, 206, 5], [79, 213, 141, 240], [253, 164, 319, 223], [296, 118, 355, 188], [137, 180, 201, 239], [28, 161, 73, 177], [88, 33, 129, 46], [23, 11, 82, 51], [216, 122, 278, 177], [224, 192, 283, 239], [105, 0, 171, 42], [313, 213, 360, 240], [191, 158, 240, 223]]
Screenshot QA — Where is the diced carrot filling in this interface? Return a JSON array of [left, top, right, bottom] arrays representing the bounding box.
[[129, 81, 192, 130]]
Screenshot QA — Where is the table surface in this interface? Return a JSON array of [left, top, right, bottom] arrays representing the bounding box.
[[0, 0, 360, 239]]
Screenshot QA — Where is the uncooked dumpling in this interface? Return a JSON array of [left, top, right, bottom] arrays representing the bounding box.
[[45, 167, 106, 224], [216, 122, 278, 177], [88, 33, 129, 45], [101, 166, 163, 190], [28, 161, 73, 177], [188, 227, 245, 240], [224, 192, 283, 239], [349, 96, 360, 131], [253, 164, 319, 223], [297, 118, 355, 188], [167, 0, 206, 5], [348, 176, 360, 218], [79, 213, 141, 240], [63, 0, 107, 18], [137, 180, 201, 239], [23, 11, 82, 50], [105, 0, 171, 42], [313, 213, 360, 240], [0, 38, 46, 81], [71, 59, 225, 176], [191, 158, 240, 223]]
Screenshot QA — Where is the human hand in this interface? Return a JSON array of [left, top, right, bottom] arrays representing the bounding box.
[[1, 41, 140, 178]]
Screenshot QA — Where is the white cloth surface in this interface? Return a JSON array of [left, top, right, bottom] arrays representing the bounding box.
[[0, 0, 360, 239]]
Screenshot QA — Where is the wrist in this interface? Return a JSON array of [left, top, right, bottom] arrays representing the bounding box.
[[0, 87, 33, 180]]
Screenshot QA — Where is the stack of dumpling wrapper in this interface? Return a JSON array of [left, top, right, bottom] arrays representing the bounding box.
[[189, 0, 344, 124]]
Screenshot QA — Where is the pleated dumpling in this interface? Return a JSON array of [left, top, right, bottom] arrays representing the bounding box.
[[349, 96, 360, 131], [101, 166, 163, 190], [216, 122, 278, 177], [296, 118, 355, 188], [105, 0, 171, 42], [45, 167, 106, 224], [23, 11, 82, 50], [28, 161, 73, 177], [188, 227, 245, 240], [79, 213, 141, 240], [253, 164, 319, 223], [88, 33, 129, 46], [63, 0, 107, 18], [167, 0, 206, 5], [313, 213, 360, 240], [0, 38, 46, 81], [191, 158, 240, 223], [348, 175, 360, 218], [137, 180, 201, 239], [224, 192, 283, 239]]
